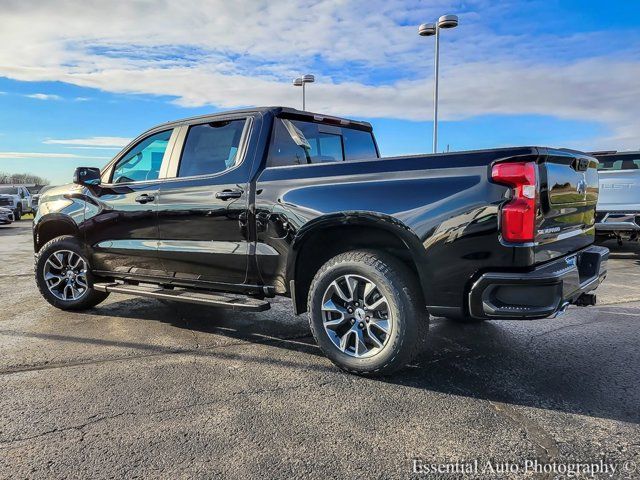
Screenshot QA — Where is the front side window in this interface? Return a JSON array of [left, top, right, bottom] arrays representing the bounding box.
[[178, 119, 247, 178], [111, 130, 172, 183]]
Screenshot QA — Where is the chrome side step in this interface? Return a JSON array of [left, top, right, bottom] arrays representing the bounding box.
[[93, 282, 270, 311]]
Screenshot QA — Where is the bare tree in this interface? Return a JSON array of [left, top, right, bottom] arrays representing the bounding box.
[[0, 172, 50, 185]]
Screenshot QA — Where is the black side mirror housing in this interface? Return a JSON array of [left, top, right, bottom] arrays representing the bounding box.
[[73, 167, 101, 186]]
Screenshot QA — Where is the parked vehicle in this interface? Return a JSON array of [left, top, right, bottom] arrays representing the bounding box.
[[590, 150, 640, 244], [0, 207, 14, 225], [30, 185, 55, 216], [33, 107, 608, 374], [0, 185, 33, 220]]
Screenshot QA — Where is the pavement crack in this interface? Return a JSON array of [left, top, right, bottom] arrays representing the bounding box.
[[0, 379, 336, 448], [488, 401, 559, 479], [0, 411, 129, 447], [0, 332, 314, 376]]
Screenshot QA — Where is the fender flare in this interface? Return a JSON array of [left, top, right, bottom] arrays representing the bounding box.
[[33, 213, 81, 251], [286, 212, 432, 308]]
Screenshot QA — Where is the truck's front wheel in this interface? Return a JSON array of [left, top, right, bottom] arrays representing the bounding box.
[[35, 236, 109, 310], [307, 250, 427, 375]]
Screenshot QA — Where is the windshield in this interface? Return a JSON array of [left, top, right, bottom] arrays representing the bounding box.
[[596, 154, 640, 171], [0, 186, 18, 195]]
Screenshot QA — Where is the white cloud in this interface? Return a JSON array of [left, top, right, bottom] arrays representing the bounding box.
[[25, 93, 62, 101], [0, 152, 109, 159], [43, 136, 131, 147], [0, 0, 639, 149]]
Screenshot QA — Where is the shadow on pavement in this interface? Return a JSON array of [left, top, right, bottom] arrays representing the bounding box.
[[70, 297, 640, 426]]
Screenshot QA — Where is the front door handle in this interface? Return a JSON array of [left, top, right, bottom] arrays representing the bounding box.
[[215, 189, 242, 201], [135, 194, 155, 204]]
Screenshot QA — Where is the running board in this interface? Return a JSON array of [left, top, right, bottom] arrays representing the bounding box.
[[93, 282, 270, 311]]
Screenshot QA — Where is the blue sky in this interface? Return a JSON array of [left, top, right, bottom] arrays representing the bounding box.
[[0, 0, 639, 185]]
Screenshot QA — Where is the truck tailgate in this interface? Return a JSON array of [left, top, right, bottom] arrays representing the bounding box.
[[535, 148, 599, 262], [597, 170, 640, 212]]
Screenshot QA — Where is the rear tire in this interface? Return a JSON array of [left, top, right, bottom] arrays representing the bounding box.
[[307, 250, 428, 376], [14, 205, 22, 221], [35, 235, 109, 310]]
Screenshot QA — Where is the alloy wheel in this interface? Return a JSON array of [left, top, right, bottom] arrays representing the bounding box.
[[321, 274, 393, 358], [43, 250, 89, 301]]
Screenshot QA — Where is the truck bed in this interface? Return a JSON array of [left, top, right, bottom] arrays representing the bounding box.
[[256, 145, 599, 317]]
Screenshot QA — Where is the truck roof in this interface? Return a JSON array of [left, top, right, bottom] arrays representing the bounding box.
[[158, 106, 373, 131]]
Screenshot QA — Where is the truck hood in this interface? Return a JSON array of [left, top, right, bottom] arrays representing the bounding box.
[[39, 183, 80, 201]]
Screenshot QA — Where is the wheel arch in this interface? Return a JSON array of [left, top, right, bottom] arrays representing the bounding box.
[[287, 213, 430, 314], [33, 214, 81, 253]]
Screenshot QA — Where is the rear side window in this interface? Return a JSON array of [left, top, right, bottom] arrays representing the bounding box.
[[597, 154, 640, 171], [178, 119, 247, 177], [267, 118, 377, 167]]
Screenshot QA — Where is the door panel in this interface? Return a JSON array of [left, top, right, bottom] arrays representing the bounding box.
[[86, 183, 162, 274], [156, 118, 252, 285], [85, 129, 175, 275], [156, 179, 250, 284]]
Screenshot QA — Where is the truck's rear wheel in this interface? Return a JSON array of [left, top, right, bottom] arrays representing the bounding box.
[[35, 236, 109, 310], [307, 250, 427, 375], [14, 205, 22, 221]]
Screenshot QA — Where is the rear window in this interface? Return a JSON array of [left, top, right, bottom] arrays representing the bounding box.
[[596, 154, 640, 171], [267, 118, 377, 167]]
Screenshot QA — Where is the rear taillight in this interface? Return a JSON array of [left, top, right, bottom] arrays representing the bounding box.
[[491, 162, 537, 243]]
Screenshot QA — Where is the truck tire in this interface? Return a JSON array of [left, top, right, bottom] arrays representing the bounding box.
[[35, 235, 109, 310], [307, 250, 428, 375], [14, 205, 22, 221]]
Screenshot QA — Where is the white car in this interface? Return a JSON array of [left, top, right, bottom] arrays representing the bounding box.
[[0, 185, 33, 220], [0, 207, 14, 225]]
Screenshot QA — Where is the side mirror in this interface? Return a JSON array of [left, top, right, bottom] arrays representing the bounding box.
[[73, 167, 101, 186]]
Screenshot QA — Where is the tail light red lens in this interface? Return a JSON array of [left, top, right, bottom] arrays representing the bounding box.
[[491, 162, 537, 242]]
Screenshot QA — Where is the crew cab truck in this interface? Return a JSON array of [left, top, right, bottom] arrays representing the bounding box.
[[590, 150, 640, 244], [33, 107, 608, 375]]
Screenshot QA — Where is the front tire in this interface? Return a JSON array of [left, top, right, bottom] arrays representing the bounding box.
[[35, 235, 109, 310], [308, 250, 428, 376], [14, 205, 22, 221]]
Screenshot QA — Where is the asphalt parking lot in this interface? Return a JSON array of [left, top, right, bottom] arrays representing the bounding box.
[[0, 220, 639, 479]]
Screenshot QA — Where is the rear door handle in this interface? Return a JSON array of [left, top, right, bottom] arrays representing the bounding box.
[[135, 194, 155, 204], [215, 189, 242, 201]]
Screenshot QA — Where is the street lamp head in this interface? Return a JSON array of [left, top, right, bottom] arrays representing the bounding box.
[[437, 14, 458, 29], [302, 74, 315, 83], [418, 23, 436, 36], [293, 77, 303, 86]]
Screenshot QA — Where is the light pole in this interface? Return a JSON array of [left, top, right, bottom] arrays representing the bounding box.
[[293, 74, 315, 110], [418, 14, 458, 153]]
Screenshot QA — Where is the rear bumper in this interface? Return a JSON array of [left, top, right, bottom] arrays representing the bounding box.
[[468, 245, 608, 319], [595, 212, 640, 232]]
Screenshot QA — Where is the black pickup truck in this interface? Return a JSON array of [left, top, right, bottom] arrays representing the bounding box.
[[34, 107, 608, 374]]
